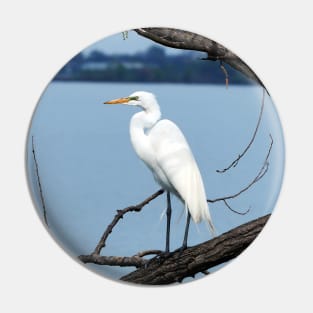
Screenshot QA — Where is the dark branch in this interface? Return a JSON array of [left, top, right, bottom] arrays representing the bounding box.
[[120, 214, 271, 285], [92, 189, 164, 255], [79, 249, 162, 267], [134, 28, 265, 88], [79, 254, 146, 268], [31, 136, 48, 226], [208, 134, 273, 204], [223, 199, 250, 215], [78, 214, 271, 283], [217, 88, 266, 173]]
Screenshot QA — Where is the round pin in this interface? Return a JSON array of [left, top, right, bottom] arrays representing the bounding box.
[[26, 28, 285, 285]]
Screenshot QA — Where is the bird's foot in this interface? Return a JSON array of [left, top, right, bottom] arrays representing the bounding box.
[[144, 250, 172, 267], [155, 246, 188, 263], [172, 244, 188, 257], [144, 246, 188, 268], [155, 250, 175, 264], [157, 250, 173, 262]]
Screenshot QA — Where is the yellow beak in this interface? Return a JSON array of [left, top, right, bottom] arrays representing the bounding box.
[[104, 97, 130, 104]]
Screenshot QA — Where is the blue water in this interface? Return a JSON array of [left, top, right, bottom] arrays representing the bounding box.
[[26, 82, 284, 280]]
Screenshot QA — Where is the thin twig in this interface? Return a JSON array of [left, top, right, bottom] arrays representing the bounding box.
[[220, 61, 229, 88], [31, 136, 48, 226], [223, 200, 250, 215], [93, 189, 164, 255], [216, 88, 266, 173], [208, 134, 273, 205], [122, 31, 128, 40]]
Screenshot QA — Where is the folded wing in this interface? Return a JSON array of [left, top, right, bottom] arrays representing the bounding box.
[[148, 119, 215, 234]]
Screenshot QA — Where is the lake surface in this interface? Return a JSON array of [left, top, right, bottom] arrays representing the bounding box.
[[26, 82, 284, 280]]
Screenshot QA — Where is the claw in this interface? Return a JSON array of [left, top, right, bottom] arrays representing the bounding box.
[[173, 244, 188, 257]]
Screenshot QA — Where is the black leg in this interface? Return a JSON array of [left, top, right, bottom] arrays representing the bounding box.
[[165, 192, 172, 253], [182, 211, 191, 250], [155, 196, 189, 264]]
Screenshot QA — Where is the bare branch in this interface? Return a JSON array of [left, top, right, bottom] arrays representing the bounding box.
[[120, 214, 271, 284], [79, 249, 163, 267], [78, 214, 271, 283], [134, 28, 265, 88], [223, 199, 250, 215], [79, 254, 146, 268], [31, 136, 48, 226], [217, 88, 266, 173], [92, 189, 164, 255], [208, 134, 273, 205]]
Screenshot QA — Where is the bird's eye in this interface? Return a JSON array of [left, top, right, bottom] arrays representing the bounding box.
[[128, 96, 139, 101]]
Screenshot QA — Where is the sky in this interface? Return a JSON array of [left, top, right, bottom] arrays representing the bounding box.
[[83, 30, 183, 55]]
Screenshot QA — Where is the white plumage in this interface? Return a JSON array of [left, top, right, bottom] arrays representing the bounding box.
[[149, 119, 213, 227], [105, 91, 215, 250]]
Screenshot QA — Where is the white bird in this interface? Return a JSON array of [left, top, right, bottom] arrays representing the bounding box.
[[104, 91, 215, 253]]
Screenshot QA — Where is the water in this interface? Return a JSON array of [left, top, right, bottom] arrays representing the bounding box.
[[26, 82, 285, 281]]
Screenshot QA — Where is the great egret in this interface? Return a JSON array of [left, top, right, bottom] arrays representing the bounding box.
[[104, 91, 215, 252]]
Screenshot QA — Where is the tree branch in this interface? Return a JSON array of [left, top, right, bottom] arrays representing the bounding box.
[[79, 250, 163, 267], [120, 214, 271, 285], [223, 199, 250, 215], [91, 189, 164, 255], [217, 88, 266, 173], [31, 136, 48, 226], [79, 254, 146, 268], [134, 28, 265, 88], [78, 214, 271, 283], [208, 134, 273, 204]]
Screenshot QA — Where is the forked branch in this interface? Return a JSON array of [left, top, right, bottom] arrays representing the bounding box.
[[79, 214, 270, 284], [92, 189, 164, 255], [216, 88, 266, 173], [79, 254, 146, 268], [123, 214, 270, 284], [209, 134, 273, 204]]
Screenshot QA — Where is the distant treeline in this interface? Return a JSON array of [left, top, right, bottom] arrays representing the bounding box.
[[54, 46, 253, 84]]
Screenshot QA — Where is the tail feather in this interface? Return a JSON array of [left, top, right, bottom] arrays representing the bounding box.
[[185, 162, 215, 236]]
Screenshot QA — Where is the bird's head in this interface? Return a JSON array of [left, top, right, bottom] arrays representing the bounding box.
[[104, 91, 159, 111]]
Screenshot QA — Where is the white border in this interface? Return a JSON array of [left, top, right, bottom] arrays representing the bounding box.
[[1, 1, 312, 312]]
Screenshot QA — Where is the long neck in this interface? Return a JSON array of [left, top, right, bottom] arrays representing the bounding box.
[[129, 106, 161, 162]]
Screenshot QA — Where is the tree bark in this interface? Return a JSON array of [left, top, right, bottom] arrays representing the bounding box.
[[135, 27, 265, 89], [121, 214, 270, 285]]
